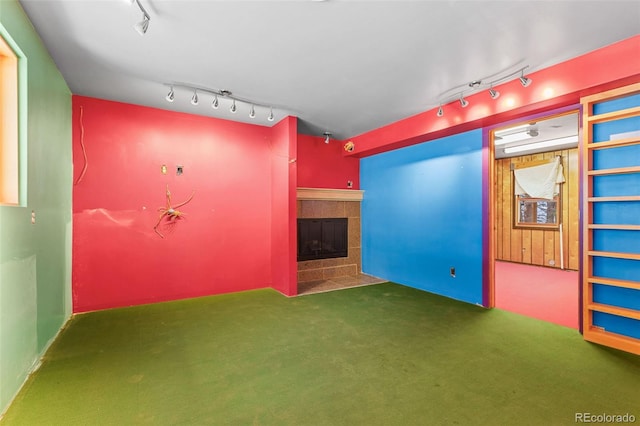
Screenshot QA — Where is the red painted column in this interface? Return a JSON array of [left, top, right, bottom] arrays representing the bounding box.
[[270, 116, 298, 296]]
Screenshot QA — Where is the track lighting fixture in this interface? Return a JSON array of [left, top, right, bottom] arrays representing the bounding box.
[[519, 71, 532, 87], [435, 65, 532, 117], [132, 0, 150, 35], [323, 132, 331, 144], [166, 86, 175, 102], [163, 83, 278, 123]]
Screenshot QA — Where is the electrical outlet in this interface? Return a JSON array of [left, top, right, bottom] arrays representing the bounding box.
[[450, 267, 456, 278]]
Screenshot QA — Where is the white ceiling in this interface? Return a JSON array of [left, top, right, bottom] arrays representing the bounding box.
[[18, 0, 640, 140], [494, 112, 578, 159]]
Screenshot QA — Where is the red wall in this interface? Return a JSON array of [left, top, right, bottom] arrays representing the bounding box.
[[349, 35, 640, 157], [72, 96, 294, 312], [297, 134, 360, 189]]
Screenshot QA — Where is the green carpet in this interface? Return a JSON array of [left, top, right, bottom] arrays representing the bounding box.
[[2, 283, 639, 425]]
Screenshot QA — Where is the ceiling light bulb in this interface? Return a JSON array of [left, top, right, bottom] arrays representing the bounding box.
[[323, 132, 331, 144], [230, 100, 237, 113], [249, 105, 256, 118], [166, 86, 175, 102], [436, 105, 444, 117], [212, 95, 219, 109], [459, 96, 469, 108], [267, 108, 274, 122], [191, 91, 199, 105], [519, 72, 532, 87], [489, 88, 500, 99], [134, 15, 150, 35]]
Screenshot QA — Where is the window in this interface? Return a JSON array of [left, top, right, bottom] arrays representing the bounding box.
[[515, 194, 560, 229], [0, 24, 26, 206], [512, 156, 564, 229]]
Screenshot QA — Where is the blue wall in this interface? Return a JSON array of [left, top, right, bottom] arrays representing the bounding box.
[[361, 129, 484, 305]]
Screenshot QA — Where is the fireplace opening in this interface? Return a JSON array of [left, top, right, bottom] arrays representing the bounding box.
[[297, 218, 348, 261]]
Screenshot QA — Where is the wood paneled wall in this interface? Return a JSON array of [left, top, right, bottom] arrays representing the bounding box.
[[495, 148, 579, 270]]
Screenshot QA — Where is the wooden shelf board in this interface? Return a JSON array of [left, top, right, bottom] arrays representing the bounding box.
[[586, 105, 640, 124], [581, 82, 640, 105], [586, 137, 640, 150], [588, 196, 640, 202], [588, 224, 640, 231], [583, 327, 640, 356], [588, 166, 640, 176], [587, 302, 640, 321], [587, 250, 640, 260], [587, 276, 640, 290]]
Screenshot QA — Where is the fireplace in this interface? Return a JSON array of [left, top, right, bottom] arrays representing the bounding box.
[[296, 188, 363, 284], [297, 218, 348, 261]]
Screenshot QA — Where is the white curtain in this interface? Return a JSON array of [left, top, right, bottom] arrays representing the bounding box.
[[514, 156, 565, 200]]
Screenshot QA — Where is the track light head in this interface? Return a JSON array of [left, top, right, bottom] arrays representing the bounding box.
[[230, 100, 237, 113], [459, 96, 469, 108], [249, 105, 256, 118], [191, 90, 198, 105], [131, 0, 150, 35], [166, 86, 175, 102], [436, 105, 444, 117], [519, 72, 532, 87], [268, 108, 274, 122], [134, 14, 150, 35], [323, 132, 331, 144], [211, 95, 219, 109], [489, 87, 500, 99]]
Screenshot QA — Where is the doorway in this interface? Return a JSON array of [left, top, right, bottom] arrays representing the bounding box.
[[490, 111, 580, 329]]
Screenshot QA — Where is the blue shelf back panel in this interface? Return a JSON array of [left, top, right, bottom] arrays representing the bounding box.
[[592, 256, 640, 282], [592, 201, 640, 225], [592, 93, 640, 115], [592, 144, 640, 170], [592, 229, 640, 254], [592, 174, 640, 197], [592, 117, 640, 143], [592, 311, 640, 340], [593, 284, 640, 311]]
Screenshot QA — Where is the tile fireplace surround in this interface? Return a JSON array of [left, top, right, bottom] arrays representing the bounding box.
[[296, 188, 364, 284]]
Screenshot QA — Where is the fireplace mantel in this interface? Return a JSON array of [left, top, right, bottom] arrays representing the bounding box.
[[297, 187, 364, 202]]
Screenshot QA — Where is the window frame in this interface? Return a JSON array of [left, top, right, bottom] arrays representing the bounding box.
[[0, 23, 27, 207], [513, 192, 561, 230]]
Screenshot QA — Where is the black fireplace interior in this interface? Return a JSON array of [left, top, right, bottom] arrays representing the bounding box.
[[297, 218, 348, 261]]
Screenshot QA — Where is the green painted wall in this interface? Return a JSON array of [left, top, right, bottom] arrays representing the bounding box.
[[0, 0, 72, 414]]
